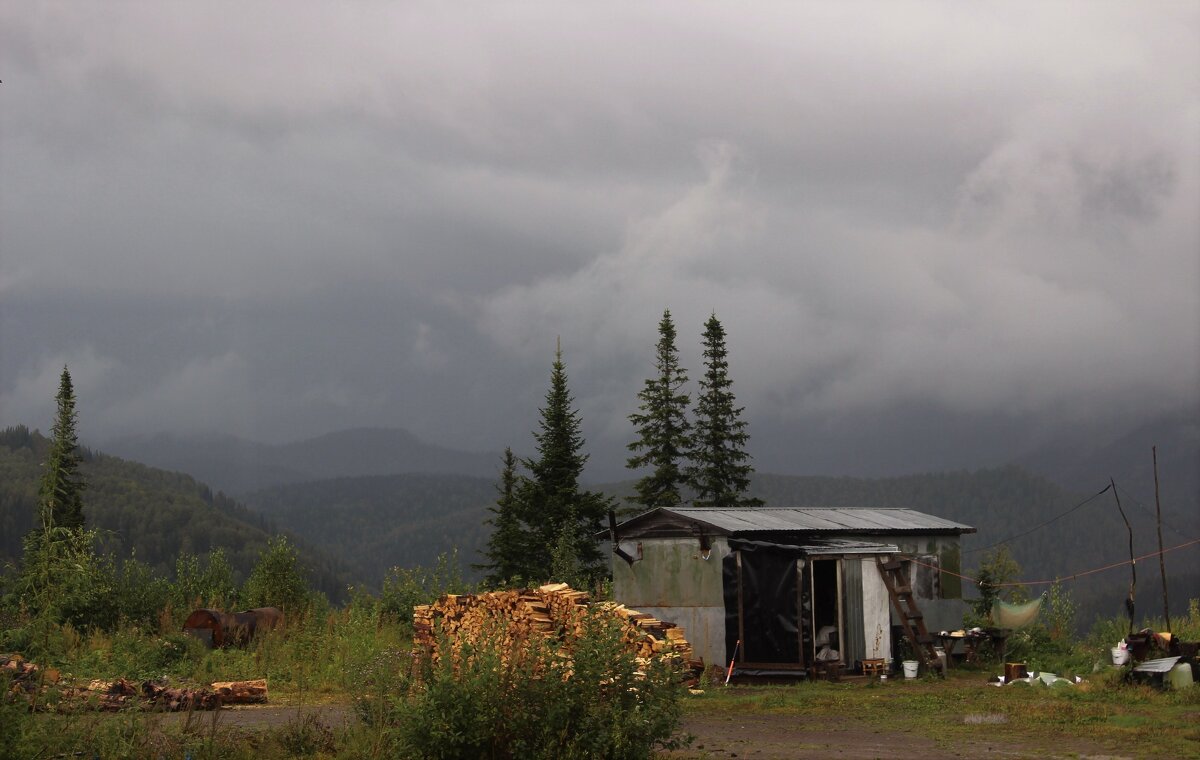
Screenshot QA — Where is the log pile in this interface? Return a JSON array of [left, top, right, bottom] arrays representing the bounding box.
[[3, 654, 265, 712], [412, 583, 704, 685], [81, 678, 223, 712]]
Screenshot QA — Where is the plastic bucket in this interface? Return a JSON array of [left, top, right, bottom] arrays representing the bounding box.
[[902, 660, 919, 679], [1111, 647, 1129, 666], [1169, 663, 1194, 690]]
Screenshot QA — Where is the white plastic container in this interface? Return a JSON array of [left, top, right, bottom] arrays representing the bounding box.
[[1169, 663, 1194, 690], [902, 660, 919, 679], [1111, 647, 1130, 665]]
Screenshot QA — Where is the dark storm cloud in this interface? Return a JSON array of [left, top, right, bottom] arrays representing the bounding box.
[[1, 2, 1197, 479]]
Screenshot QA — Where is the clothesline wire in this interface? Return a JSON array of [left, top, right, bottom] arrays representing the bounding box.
[[902, 537, 1200, 588], [962, 483, 1112, 555]]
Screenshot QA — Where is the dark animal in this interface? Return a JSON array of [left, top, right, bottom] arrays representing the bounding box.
[[225, 607, 284, 646], [183, 607, 284, 648]]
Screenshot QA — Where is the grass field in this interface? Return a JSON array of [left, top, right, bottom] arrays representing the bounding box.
[[670, 667, 1200, 759]]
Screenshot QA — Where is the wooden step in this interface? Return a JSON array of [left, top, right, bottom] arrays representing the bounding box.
[[881, 560, 904, 571]]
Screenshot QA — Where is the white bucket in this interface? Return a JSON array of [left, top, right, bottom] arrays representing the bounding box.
[[1169, 663, 1193, 690], [1111, 647, 1129, 666], [902, 660, 919, 679]]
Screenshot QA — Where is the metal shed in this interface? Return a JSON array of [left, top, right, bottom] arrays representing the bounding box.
[[608, 507, 975, 676]]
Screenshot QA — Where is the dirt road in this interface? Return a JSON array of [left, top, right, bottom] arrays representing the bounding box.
[[171, 704, 1133, 759]]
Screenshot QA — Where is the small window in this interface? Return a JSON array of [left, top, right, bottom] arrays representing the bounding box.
[[908, 555, 940, 600]]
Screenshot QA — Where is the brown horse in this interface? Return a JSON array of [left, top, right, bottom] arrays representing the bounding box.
[[183, 607, 284, 648], [225, 607, 284, 646]]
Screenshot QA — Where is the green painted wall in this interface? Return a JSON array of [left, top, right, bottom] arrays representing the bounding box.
[[612, 537, 728, 608]]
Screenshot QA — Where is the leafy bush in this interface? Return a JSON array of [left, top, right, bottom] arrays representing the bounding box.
[[173, 548, 239, 613], [241, 536, 311, 616], [378, 550, 472, 626], [113, 555, 173, 629], [355, 611, 686, 759]]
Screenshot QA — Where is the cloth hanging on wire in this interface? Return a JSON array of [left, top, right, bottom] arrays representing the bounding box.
[[991, 594, 1045, 629]]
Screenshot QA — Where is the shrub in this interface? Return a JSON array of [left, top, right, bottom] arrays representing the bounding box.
[[173, 548, 239, 612], [241, 536, 311, 616], [378, 551, 471, 626], [355, 610, 686, 759]]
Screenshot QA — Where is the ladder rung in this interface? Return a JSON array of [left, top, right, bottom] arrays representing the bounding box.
[[894, 586, 912, 595], [881, 560, 904, 571], [906, 611, 923, 620], [916, 634, 934, 645]]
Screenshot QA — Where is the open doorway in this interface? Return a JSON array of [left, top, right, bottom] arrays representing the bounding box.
[[809, 559, 843, 665]]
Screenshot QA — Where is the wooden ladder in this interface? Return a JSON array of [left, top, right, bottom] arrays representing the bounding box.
[[876, 555, 940, 671]]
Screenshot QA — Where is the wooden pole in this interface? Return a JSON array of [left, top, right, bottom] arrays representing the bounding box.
[[1152, 447, 1171, 633], [1111, 478, 1136, 636]]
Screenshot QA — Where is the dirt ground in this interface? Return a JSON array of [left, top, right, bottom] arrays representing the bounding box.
[[170, 704, 1136, 759], [668, 711, 1134, 760]]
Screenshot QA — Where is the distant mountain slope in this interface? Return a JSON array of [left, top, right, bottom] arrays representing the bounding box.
[[745, 466, 1198, 629], [0, 426, 352, 602], [102, 427, 502, 495], [1014, 412, 1199, 513], [242, 473, 499, 585]]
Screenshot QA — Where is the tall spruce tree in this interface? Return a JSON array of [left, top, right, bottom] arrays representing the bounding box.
[[478, 447, 527, 585], [518, 344, 612, 582], [38, 367, 86, 531], [688, 314, 762, 508], [626, 309, 692, 511]]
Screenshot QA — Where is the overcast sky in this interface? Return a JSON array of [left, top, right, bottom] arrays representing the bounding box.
[[2, 2, 1197, 480]]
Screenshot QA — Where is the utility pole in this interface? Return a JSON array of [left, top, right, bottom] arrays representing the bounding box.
[[1152, 447, 1171, 633]]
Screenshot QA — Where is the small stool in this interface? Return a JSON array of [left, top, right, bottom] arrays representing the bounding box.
[[861, 658, 886, 676]]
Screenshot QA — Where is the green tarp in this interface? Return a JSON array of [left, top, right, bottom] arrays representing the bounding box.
[[992, 596, 1043, 629]]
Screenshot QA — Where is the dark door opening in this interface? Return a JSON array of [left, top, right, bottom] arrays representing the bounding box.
[[809, 558, 843, 665], [724, 548, 804, 668]]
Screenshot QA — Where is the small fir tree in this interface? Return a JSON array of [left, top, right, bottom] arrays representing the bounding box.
[[478, 447, 528, 585], [38, 367, 86, 531], [516, 344, 612, 582], [687, 314, 762, 508], [626, 309, 692, 511]]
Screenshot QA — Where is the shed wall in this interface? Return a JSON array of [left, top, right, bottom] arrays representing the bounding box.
[[611, 536, 729, 670], [611, 531, 967, 670], [861, 558, 892, 661]]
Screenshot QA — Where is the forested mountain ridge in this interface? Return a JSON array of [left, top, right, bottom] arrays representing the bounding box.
[[242, 461, 1197, 631], [1015, 413, 1199, 511], [0, 426, 352, 602], [241, 473, 499, 585], [7, 421, 1193, 630], [101, 427, 501, 496]]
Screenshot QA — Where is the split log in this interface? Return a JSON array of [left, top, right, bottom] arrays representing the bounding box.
[[211, 678, 268, 704]]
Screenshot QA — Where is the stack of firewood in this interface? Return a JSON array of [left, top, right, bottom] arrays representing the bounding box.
[[412, 583, 704, 685]]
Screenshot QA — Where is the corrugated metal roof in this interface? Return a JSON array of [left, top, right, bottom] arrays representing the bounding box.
[[664, 507, 974, 534], [730, 537, 901, 554]]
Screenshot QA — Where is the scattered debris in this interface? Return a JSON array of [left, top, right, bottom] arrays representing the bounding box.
[[988, 671, 1081, 687], [963, 714, 1008, 724]]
